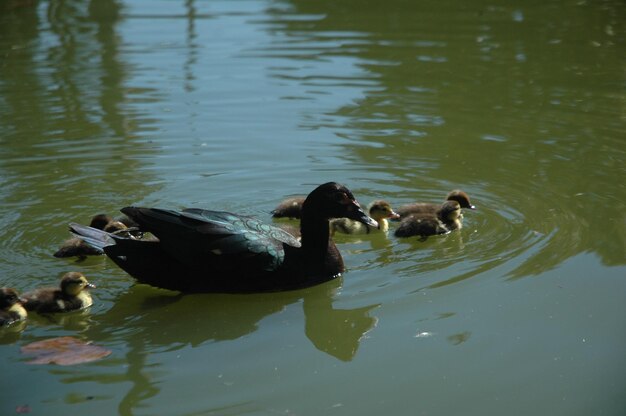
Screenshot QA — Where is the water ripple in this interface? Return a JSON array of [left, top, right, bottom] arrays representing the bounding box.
[[342, 186, 560, 294]]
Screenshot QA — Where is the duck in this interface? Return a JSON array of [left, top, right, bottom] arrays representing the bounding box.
[[69, 182, 378, 293], [0, 288, 27, 326], [395, 189, 475, 219], [271, 196, 306, 219], [395, 200, 463, 239], [103, 220, 128, 233], [54, 215, 128, 258], [21, 272, 96, 313], [89, 214, 115, 229], [331, 200, 400, 235]]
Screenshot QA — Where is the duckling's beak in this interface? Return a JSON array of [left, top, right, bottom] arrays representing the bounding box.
[[468, 204, 476, 210], [347, 203, 379, 228], [388, 210, 401, 220], [86, 282, 96, 289]]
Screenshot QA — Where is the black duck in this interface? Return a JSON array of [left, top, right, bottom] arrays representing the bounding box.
[[70, 182, 377, 293]]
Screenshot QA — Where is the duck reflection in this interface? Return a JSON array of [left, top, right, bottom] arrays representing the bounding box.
[[303, 288, 378, 362], [75, 278, 378, 413], [0, 321, 27, 345], [90, 279, 377, 358]]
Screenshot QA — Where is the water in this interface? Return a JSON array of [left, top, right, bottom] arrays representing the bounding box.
[[1, 0, 625, 415]]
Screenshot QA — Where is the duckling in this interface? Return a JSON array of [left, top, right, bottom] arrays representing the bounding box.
[[54, 215, 127, 258], [103, 220, 128, 233], [395, 190, 475, 219], [331, 200, 400, 235], [0, 287, 27, 326], [89, 214, 114, 230], [271, 196, 306, 219], [395, 200, 462, 239], [22, 272, 95, 313]]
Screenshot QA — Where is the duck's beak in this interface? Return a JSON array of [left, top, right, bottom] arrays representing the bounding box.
[[388, 210, 401, 220], [347, 202, 379, 229], [86, 282, 96, 289], [468, 205, 476, 210]]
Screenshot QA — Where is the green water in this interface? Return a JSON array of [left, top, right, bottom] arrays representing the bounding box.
[[1, 0, 625, 415]]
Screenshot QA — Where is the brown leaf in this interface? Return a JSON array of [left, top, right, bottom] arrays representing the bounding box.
[[15, 405, 31, 414], [21, 336, 111, 365]]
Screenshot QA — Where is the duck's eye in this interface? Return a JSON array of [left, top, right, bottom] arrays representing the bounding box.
[[333, 192, 351, 204]]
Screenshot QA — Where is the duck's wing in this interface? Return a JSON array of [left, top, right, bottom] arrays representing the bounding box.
[[121, 207, 299, 273], [182, 208, 301, 248]]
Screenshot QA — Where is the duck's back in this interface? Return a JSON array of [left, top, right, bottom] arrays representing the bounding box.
[[53, 238, 103, 258], [125, 207, 298, 270], [22, 288, 91, 313], [394, 216, 448, 237], [105, 207, 307, 292], [271, 197, 306, 219], [395, 203, 439, 218]]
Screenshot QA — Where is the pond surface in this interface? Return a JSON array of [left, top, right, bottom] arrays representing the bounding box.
[[1, 0, 625, 415]]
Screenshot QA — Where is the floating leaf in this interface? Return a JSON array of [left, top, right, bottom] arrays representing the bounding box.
[[21, 336, 111, 365], [15, 405, 31, 414]]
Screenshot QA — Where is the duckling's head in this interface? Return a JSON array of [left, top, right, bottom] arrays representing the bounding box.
[[368, 200, 400, 222], [60, 272, 96, 297], [303, 182, 378, 228], [103, 220, 127, 233], [440, 200, 462, 221], [0, 287, 23, 310], [90, 214, 114, 230], [446, 190, 475, 210]]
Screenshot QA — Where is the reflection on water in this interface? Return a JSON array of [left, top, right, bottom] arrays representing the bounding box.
[[1, 0, 625, 415], [263, 0, 626, 279], [0, 0, 160, 283], [37, 280, 377, 413], [89, 280, 376, 356]]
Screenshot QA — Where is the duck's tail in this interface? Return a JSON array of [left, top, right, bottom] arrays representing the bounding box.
[[69, 223, 116, 251]]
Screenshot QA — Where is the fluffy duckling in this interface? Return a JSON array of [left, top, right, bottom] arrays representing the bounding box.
[[271, 196, 306, 219], [22, 272, 95, 313], [54, 215, 127, 258], [103, 220, 128, 233], [89, 214, 114, 230], [395, 190, 475, 219], [0, 287, 27, 326], [395, 200, 462, 239], [331, 200, 400, 235]]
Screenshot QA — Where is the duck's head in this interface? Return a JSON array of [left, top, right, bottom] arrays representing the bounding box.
[[446, 190, 475, 210], [89, 214, 114, 230], [60, 272, 96, 297], [303, 182, 378, 228], [0, 287, 24, 310], [368, 200, 400, 222], [440, 200, 462, 221]]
